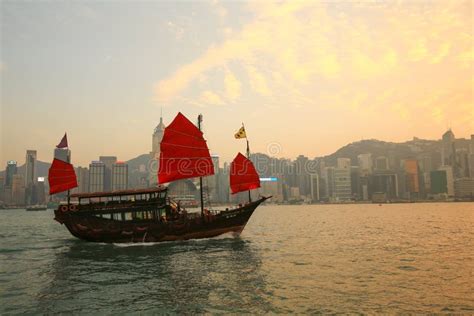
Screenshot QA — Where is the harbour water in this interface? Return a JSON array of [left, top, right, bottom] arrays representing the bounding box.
[[1, 203, 473, 314]]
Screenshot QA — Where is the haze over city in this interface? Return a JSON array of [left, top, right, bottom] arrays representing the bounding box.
[[1, 1, 473, 167]]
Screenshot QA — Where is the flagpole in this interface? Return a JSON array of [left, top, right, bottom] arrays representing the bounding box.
[[243, 123, 252, 203]]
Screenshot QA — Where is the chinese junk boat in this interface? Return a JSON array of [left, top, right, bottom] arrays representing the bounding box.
[[49, 113, 269, 243]]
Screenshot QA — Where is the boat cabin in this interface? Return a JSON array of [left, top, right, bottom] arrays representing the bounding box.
[[68, 186, 170, 222]]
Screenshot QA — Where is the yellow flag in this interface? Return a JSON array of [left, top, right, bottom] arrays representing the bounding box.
[[234, 126, 246, 139]]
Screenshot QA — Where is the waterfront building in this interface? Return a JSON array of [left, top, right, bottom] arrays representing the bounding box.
[[260, 177, 284, 203], [438, 165, 454, 196], [404, 159, 420, 199], [36, 177, 46, 204], [289, 186, 301, 200], [295, 155, 311, 197], [5, 160, 17, 186], [324, 167, 335, 199], [370, 172, 399, 200], [99, 156, 117, 191], [454, 178, 474, 198], [150, 116, 165, 185], [375, 156, 389, 171], [469, 153, 474, 178], [442, 129, 455, 166], [25, 150, 37, 187], [89, 161, 105, 193], [334, 162, 351, 201], [455, 148, 470, 178], [309, 173, 319, 202], [76, 167, 89, 193], [350, 166, 361, 200], [430, 170, 447, 194], [357, 153, 372, 174], [12, 174, 25, 206], [112, 162, 128, 191], [54, 147, 71, 163], [337, 158, 351, 169]]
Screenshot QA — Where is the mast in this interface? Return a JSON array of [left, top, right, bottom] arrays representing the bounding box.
[[198, 114, 205, 217], [244, 123, 252, 202]]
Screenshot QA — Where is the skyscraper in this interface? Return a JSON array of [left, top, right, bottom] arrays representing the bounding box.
[[25, 150, 37, 187], [150, 116, 165, 186], [112, 162, 128, 191], [89, 161, 105, 193], [404, 159, 420, 199], [99, 156, 117, 191], [334, 163, 351, 201], [5, 161, 17, 186], [357, 153, 373, 174], [441, 129, 456, 172]]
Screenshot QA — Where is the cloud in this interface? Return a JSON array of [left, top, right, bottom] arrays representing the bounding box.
[[153, 0, 472, 126], [224, 69, 241, 101], [200, 90, 225, 106]]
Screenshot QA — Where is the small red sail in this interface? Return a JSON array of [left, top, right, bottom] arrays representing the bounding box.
[[158, 112, 214, 183], [48, 158, 78, 194], [56, 133, 68, 148], [230, 152, 260, 194]]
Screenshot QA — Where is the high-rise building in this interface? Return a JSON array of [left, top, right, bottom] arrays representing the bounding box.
[[25, 150, 37, 187], [334, 166, 351, 201], [295, 155, 311, 197], [324, 167, 335, 199], [5, 160, 17, 186], [99, 156, 117, 191], [375, 156, 389, 171], [12, 174, 25, 205], [442, 129, 455, 166], [54, 147, 71, 163], [404, 159, 420, 198], [112, 162, 128, 191], [36, 177, 46, 204], [89, 161, 105, 193], [370, 172, 399, 200], [76, 167, 89, 193], [150, 116, 166, 186], [454, 178, 474, 198], [309, 173, 319, 202], [357, 154, 372, 174], [337, 158, 351, 169], [456, 148, 470, 178], [430, 170, 447, 195], [438, 165, 454, 196]]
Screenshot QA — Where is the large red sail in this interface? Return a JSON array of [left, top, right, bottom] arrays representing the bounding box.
[[48, 158, 78, 194], [230, 152, 260, 194], [158, 112, 214, 183]]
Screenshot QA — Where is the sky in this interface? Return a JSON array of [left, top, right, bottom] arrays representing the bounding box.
[[1, 0, 473, 168]]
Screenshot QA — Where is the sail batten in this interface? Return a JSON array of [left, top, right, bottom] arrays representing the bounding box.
[[158, 112, 214, 184], [230, 153, 260, 194]]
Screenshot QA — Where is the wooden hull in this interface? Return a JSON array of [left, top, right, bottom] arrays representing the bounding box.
[[54, 197, 267, 243]]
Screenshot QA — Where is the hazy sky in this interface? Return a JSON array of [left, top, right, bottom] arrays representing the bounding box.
[[1, 1, 473, 168]]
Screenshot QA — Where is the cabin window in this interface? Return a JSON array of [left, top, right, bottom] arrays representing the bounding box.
[[102, 214, 111, 219]]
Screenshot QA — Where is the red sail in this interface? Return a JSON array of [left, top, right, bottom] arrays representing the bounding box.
[[158, 112, 214, 183], [48, 158, 78, 194], [230, 152, 260, 194]]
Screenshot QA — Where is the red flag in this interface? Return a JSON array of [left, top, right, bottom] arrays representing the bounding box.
[[56, 133, 68, 148]]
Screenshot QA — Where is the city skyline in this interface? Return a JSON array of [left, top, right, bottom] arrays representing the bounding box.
[[1, 1, 473, 167], [1, 124, 473, 169]]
